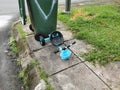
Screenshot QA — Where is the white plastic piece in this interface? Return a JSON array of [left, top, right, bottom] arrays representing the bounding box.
[[34, 79, 46, 90]]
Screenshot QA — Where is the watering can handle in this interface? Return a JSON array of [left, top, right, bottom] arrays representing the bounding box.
[[54, 41, 76, 54]]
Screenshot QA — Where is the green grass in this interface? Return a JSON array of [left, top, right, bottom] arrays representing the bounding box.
[[58, 5, 120, 65], [17, 24, 26, 39], [10, 37, 18, 53]]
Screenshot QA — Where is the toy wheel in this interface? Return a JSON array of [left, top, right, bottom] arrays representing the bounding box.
[[29, 24, 34, 32], [50, 31, 64, 46], [39, 36, 45, 46]]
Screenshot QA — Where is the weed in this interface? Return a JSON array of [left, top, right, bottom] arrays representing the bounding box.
[[17, 58, 21, 66], [27, 17, 31, 23], [16, 24, 26, 39], [10, 37, 18, 53]]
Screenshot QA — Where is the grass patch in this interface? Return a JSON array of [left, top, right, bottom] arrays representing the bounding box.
[[17, 58, 21, 66], [16, 24, 26, 39], [10, 37, 18, 53], [58, 5, 120, 65], [27, 17, 31, 23], [10, 23, 27, 54], [16, 23, 28, 53]]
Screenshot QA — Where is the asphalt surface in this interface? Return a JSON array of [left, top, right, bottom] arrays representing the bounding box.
[[0, 0, 21, 90]]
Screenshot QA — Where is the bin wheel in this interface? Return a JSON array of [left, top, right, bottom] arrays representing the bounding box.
[[34, 33, 45, 46], [39, 36, 45, 46], [50, 31, 64, 46], [34, 33, 41, 41], [29, 24, 34, 32]]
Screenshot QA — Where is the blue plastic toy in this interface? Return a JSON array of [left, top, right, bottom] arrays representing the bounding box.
[[38, 31, 76, 60], [60, 49, 71, 60]]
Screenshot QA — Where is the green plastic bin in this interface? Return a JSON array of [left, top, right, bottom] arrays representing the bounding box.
[[18, 0, 26, 25], [26, 0, 58, 38]]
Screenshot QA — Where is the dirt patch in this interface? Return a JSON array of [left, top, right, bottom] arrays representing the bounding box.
[[70, 10, 97, 20], [85, 13, 97, 20], [70, 10, 87, 20]]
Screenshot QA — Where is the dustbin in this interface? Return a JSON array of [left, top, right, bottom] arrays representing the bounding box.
[[26, 0, 58, 39], [18, 0, 26, 25]]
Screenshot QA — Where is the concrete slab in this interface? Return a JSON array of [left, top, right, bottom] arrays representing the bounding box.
[[26, 35, 43, 51], [57, 21, 67, 31], [85, 61, 120, 90], [57, 21, 74, 41], [65, 39, 93, 61], [60, 30, 74, 41], [33, 45, 80, 75], [49, 63, 110, 90]]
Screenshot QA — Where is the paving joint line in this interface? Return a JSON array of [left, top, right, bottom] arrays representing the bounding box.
[[32, 45, 52, 52], [83, 62, 112, 90], [74, 53, 112, 89], [64, 41, 112, 89], [49, 62, 82, 77]]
